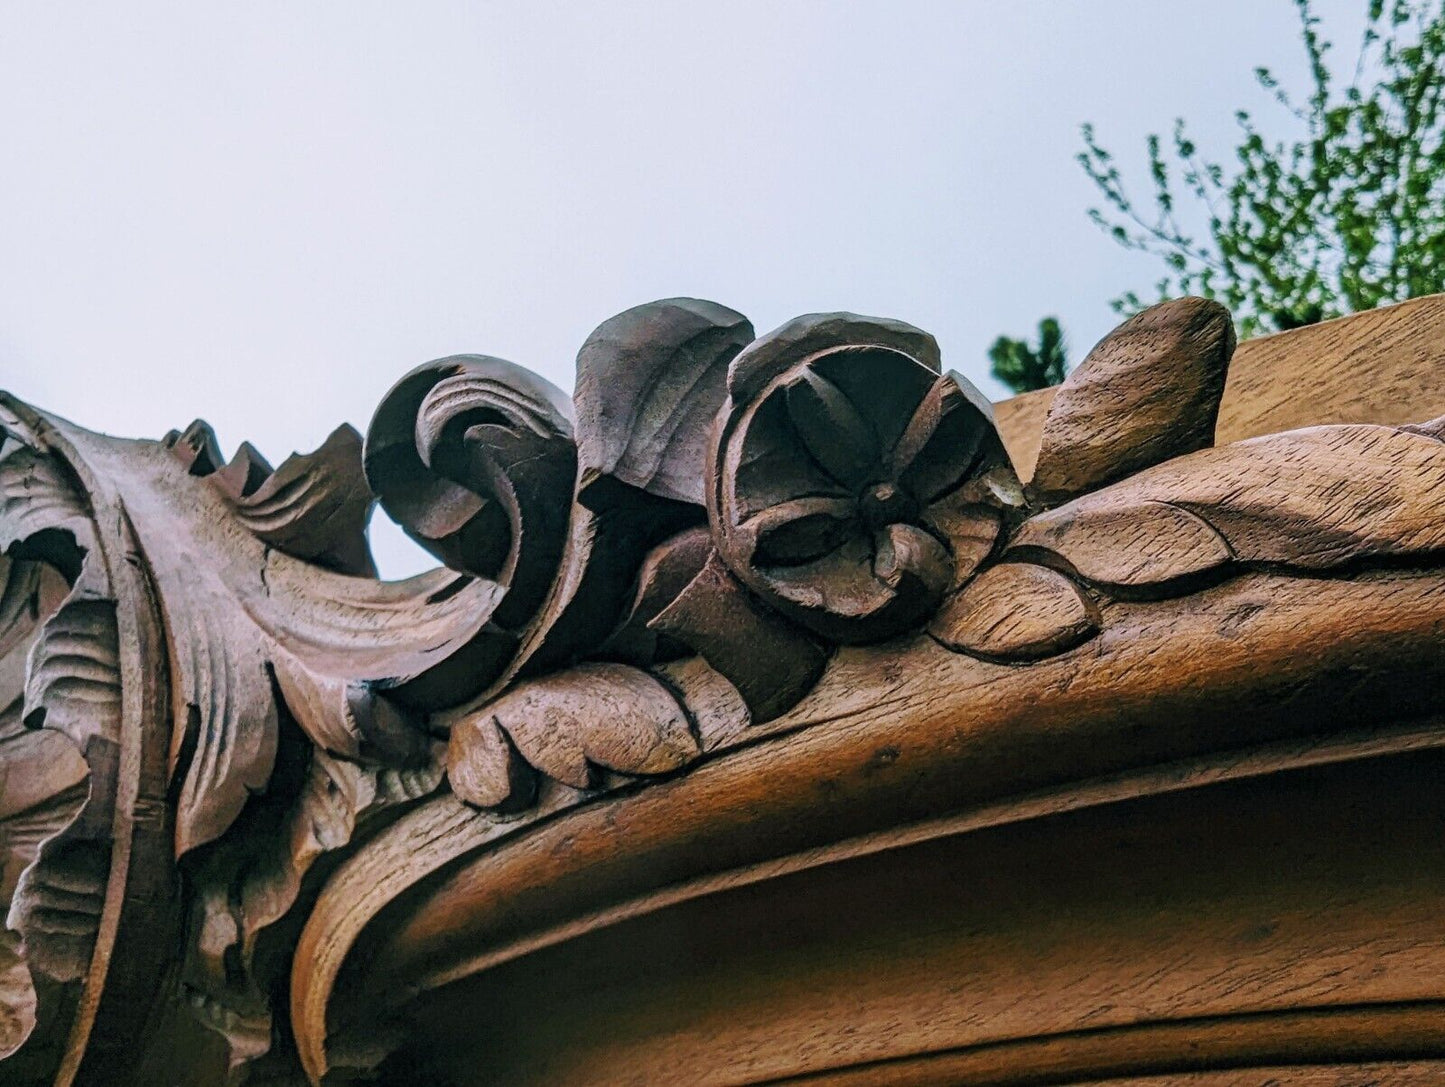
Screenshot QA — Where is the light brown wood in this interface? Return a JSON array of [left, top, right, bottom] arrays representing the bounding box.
[[1030, 297, 1234, 504], [928, 561, 1099, 659], [2, 296, 1443, 1086], [997, 293, 1445, 481]]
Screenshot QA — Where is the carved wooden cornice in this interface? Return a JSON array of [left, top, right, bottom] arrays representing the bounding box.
[[1, 296, 1444, 1085]]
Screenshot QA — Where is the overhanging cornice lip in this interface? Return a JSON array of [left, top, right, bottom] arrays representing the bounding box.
[[292, 567, 1445, 1065]]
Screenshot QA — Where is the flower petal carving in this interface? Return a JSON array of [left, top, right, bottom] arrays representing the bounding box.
[[711, 313, 1018, 644]]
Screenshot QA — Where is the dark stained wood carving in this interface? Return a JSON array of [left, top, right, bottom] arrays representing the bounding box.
[[709, 312, 1018, 644], [1, 296, 1444, 1086]]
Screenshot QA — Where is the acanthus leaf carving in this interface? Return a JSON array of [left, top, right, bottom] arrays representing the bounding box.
[[0, 442, 94, 580], [9, 574, 119, 986], [5, 293, 1445, 1087], [0, 426, 119, 1072], [227, 425, 376, 577], [167, 420, 378, 577], [445, 662, 698, 809], [181, 735, 445, 1070], [500, 298, 755, 682], [0, 930, 35, 1061], [365, 354, 575, 596], [574, 297, 754, 506]]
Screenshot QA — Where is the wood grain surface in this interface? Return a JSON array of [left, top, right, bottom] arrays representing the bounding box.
[[997, 294, 1445, 481]]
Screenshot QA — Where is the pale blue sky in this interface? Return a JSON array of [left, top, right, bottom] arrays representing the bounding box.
[[0, 1, 1364, 575]]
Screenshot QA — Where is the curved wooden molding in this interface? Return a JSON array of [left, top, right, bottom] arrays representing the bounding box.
[[0, 296, 1442, 1085]]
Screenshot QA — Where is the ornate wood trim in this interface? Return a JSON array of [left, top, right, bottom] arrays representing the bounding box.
[[2, 295, 1443, 1085]]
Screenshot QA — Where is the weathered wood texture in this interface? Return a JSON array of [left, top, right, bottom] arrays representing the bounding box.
[[997, 293, 1445, 481], [1, 295, 1443, 1086]]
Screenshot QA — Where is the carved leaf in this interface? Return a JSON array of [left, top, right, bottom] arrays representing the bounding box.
[[0, 930, 35, 1060], [0, 777, 89, 1005], [167, 592, 279, 857], [165, 418, 225, 476], [929, 562, 1100, 661], [9, 571, 121, 984], [225, 425, 377, 577], [240, 747, 443, 946], [270, 650, 428, 765], [9, 830, 109, 985], [605, 525, 827, 724], [574, 297, 754, 505], [447, 663, 698, 806], [1011, 423, 1445, 589], [600, 525, 715, 664], [649, 550, 828, 722], [1014, 500, 1231, 589], [0, 559, 40, 663], [502, 299, 754, 682], [444, 712, 535, 810], [22, 592, 120, 752], [183, 741, 444, 1068], [1403, 413, 1445, 441], [0, 445, 94, 569], [1030, 297, 1235, 503], [650, 655, 751, 751], [248, 553, 505, 682]]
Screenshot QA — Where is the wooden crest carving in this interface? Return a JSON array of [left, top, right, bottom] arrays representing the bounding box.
[[2, 295, 1444, 1085]]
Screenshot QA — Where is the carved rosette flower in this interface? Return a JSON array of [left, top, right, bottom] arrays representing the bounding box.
[[709, 313, 1019, 643]]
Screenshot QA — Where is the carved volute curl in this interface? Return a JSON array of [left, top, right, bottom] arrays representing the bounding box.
[[363, 355, 576, 623], [2, 294, 1445, 1086]]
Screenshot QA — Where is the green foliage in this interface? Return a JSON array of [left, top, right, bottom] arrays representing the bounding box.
[[989, 316, 1068, 393], [1079, 0, 1445, 336]]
